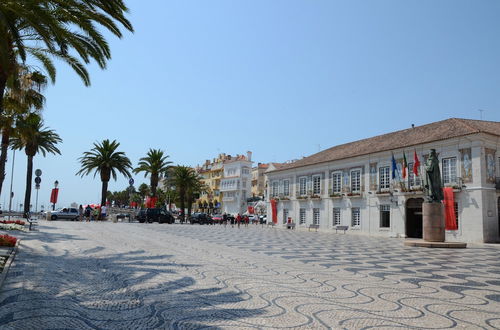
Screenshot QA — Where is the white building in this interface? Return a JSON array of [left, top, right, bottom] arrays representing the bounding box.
[[265, 118, 500, 243], [220, 152, 253, 215]]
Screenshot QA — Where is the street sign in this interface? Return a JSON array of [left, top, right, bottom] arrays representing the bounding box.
[[129, 178, 134, 185], [35, 169, 42, 176], [35, 177, 41, 184]]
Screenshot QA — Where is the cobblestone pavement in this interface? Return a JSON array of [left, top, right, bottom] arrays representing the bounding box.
[[0, 221, 499, 329]]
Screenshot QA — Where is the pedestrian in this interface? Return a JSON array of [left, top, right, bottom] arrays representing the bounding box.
[[93, 207, 99, 221], [236, 213, 241, 228], [244, 215, 249, 227], [223, 213, 228, 227], [85, 205, 92, 222], [101, 205, 107, 219], [78, 205, 83, 222]]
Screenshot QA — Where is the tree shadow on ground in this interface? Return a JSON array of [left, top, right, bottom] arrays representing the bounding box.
[[0, 246, 265, 329]]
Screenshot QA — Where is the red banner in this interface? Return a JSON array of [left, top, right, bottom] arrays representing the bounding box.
[[271, 199, 278, 224], [50, 188, 59, 204], [247, 206, 255, 214], [443, 187, 457, 230], [145, 197, 158, 208]]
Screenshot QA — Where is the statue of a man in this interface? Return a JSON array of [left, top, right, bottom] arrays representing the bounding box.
[[424, 149, 443, 202]]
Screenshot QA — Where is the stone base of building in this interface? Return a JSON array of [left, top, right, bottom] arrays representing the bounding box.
[[404, 240, 467, 248], [423, 202, 445, 242]]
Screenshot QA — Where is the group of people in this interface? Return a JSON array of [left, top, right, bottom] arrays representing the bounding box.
[[221, 213, 252, 228], [77, 204, 107, 222]]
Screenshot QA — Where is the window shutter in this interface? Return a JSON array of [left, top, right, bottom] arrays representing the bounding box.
[[328, 172, 333, 195], [307, 176, 312, 195], [278, 179, 283, 196], [295, 177, 300, 196]]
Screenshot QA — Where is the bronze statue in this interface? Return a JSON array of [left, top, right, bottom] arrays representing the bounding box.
[[424, 149, 443, 202]]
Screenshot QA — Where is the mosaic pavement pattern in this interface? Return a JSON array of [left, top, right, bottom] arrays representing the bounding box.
[[0, 221, 499, 329]]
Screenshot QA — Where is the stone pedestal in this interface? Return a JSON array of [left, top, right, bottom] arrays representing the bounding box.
[[423, 202, 445, 242]]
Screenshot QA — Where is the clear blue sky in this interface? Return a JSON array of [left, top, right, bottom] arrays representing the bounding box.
[[3, 0, 500, 209]]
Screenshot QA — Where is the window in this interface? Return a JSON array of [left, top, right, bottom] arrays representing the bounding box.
[[333, 208, 341, 226], [312, 175, 321, 194], [331, 172, 342, 193], [272, 182, 279, 197], [313, 208, 320, 225], [379, 166, 390, 190], [351, 208, 360, 226], [299, 208, 306, 224], [380, 205, 390, 228], [442, 157, 457, 185], [283, 209, 288, 224], [299, 177, 307, 196], [351, 170, 361, 193], [283, 180, 290, 196], [408, 162, 421, 187]]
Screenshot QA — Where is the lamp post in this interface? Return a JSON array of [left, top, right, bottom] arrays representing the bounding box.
[[52, 180, 59, 210]]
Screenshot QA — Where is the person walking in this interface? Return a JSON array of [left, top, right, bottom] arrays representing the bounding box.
[[244, 215, 249, 227], [93, 207, 99, 221], [223, 213, 228, 228], [101, 205, 107, 219], [78, 205, 84, 222], [236, 213, 241, 229], [85, 205, 92, 222]]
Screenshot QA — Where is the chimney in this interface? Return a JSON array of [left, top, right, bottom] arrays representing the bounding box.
[[247, 151, 252, 161], [411, 124, 415, 128]]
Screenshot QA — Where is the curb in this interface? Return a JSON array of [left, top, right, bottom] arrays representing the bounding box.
[[0, 239, 21, 291]]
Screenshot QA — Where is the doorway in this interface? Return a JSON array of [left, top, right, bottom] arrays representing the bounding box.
[[497, 197, 500, 236], [406, 198, 424, 238]]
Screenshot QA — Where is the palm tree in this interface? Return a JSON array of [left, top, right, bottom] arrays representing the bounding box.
[[0, 1, 133, 196], [133, 149, 172, 198], [0, 67, 46, 198], [169, 166, 204, 221], [10, 113, 61, 217], [76, 139, 132, 219]]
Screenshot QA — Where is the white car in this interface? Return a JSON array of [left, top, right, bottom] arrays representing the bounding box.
[[50, 208, 79, 221]]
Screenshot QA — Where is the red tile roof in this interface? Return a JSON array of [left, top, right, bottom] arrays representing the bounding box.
[[268, 118, 500, 173]]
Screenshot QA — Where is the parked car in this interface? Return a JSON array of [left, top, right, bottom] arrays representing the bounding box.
[[189, 213, 213, 225], [146, 208, 174, 224], [136, 209, 147, 223], [211, 214, 223, 223], [50, 208, 79, 221]]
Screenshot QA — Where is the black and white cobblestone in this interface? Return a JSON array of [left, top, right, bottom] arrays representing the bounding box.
[[0, 221, 499, 329]]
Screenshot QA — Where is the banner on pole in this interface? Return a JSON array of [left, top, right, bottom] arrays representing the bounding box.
[[271, 199, 278, 224], [50, 188, 59, 204], [443, 187, 457, 230]]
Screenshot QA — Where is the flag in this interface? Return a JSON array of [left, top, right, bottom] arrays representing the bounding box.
[[391, 153, 397, 179], [443, 187, 457, 230], [402, 151, 408, 179], [413, 150, 420, 176]]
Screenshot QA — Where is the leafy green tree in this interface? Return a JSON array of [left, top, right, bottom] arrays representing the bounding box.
[[0, 0, 133, 197], [138, 183, 150, 200], [133, 149, 172, 198], [76, 139, 132, 218], [10, 113, 61, 217], [169, 166, 204, 220]]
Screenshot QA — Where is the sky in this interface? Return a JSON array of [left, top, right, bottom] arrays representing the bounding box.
[[2, 0, 500, 210]]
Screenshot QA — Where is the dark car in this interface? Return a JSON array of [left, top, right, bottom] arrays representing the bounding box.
[[189, 213, 213, 225], [136, 209, 147, 223], [146, 208, 175, 224]]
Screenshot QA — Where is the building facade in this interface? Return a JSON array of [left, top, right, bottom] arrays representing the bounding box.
[[220, 152, 253, 215], [251, 163, 268, 199], [266, 118, 500, 243], [196, 154, 229, 213]]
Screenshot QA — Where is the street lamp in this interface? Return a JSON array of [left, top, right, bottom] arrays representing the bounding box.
[[52, 180, 59, 210]]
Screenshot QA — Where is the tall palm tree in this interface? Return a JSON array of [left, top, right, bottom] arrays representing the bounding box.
[[0, 67, 46, 198], [10, 113, 61, 217], [133, 149, 172, 198], [169, 166, 204, 220], [0, 1, 133, 197], [76, 139, 132, 218]]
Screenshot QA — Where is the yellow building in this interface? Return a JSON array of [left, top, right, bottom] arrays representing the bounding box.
[[195, 154, 229, 213]]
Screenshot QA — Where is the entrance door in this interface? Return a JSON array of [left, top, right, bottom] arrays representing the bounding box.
[[406, 198, 424, 238], [498, 197, 500, 236]]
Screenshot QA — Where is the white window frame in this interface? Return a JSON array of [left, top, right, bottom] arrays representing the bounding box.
[[333, 208, 341, 226], [379, 166, 390, 191], [283, 209, 288, 224], [299, 208, 306, 224], [272, 181, 279, 197], [407, 162, 421, 188], [283, 179, 290, 196], [312, 175, 321, 195], [351, 207, 360, 227], [313, 208, 320, 225], [299, 177, 307, 196], [380, 204, 390, 228], [350, 169, 361, 193], [442, 157, 457, 185], [331, 171, 342, 193]]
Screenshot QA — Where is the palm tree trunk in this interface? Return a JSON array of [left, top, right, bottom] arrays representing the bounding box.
[[100, 180, 108, 220], [23, 155, 34, 217], [0, 129, 10, 199], [151, 175, 158, 197], [179, 188, 185, 221]]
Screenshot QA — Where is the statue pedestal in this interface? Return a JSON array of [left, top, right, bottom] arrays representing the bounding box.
[[423, 202, 445, 242]]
